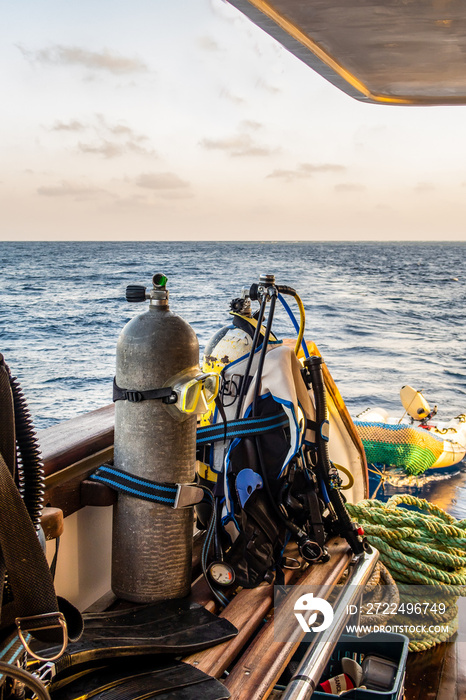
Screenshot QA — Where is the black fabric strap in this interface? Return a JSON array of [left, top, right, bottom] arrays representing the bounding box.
[[0, 451, 83, 647], [113, 377, 175, 403]]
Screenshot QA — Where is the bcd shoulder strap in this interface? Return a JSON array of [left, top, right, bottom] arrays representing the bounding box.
[[0, 356, 83, 662]]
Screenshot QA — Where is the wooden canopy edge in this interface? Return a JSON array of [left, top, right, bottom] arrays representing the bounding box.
[[228, 0, 370, 102], [227, 0, 466, 105]]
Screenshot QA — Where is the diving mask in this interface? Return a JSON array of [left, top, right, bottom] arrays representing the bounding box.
[[164, 368, 219, 420]]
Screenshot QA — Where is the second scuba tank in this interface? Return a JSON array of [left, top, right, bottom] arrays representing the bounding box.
[[112, 274, 199, 602]]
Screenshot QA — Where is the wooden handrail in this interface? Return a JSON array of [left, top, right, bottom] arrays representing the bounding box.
[[39, 404, 114, 516], [39, 404, 114, 476]]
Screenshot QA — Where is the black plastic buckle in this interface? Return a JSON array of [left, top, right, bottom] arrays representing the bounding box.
[[125, 391, 144, 402]]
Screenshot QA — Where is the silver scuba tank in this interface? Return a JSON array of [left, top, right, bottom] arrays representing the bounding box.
[[112, 274, 199, 602]]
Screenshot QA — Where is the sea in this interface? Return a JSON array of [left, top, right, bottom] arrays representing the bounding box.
[[1, 241, 465, 517]]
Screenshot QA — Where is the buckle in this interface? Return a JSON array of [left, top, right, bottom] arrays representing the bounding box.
[[126, 390, 144, 402], [16, 612, 68, 662], [173, 483, 204, 509]]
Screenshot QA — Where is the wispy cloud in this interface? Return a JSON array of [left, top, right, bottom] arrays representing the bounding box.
[[334, 183, 366, 193], [255, 78, 281, 94], [267, 163, 346, 182], [37, 180, 112, 199], [241, 120, 263, 132], [77, 140, 126, 159], [135, 172, 190, 190], [218, 88, 245, 105], [17, 44, 149, 75], [198, 36, 221, 52], [200, 124, 275, 157], [414, 181, 435, 194], [50, 120, 87, 132], [78, 139, 156, 159], [48, 115, 156, 159]]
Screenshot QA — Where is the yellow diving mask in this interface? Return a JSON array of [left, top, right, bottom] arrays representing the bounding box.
[[164, 368, 219, 421]]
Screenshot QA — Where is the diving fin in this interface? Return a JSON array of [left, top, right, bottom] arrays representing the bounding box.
[[31, 598, 237, 676], [49, 656, 230, 699]]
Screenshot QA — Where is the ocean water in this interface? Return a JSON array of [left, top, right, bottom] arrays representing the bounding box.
[[1, 241, 465, 516]]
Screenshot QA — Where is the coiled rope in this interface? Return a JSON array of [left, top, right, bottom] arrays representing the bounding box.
[[347, 494, 466, 651]]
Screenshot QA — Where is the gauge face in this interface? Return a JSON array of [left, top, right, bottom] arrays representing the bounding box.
[[207, 562, 236, 587]]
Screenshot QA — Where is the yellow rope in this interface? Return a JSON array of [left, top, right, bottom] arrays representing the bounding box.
[[347, 495, 465, 651]]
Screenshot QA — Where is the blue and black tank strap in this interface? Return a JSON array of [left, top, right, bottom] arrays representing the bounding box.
[[91, 412, 291, 507], [196, 411, 289, 445]]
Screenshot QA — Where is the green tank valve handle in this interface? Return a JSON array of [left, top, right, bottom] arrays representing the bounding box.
[[153, 273, 168, 289]]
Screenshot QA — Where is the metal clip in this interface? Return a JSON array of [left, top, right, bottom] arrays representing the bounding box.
[[173, 483, 204, 509], [37, 661, 56, 684], [15, 612, 68, 662]]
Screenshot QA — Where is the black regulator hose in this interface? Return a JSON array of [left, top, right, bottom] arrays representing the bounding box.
[[250, 291, 321, 560], [251, 291, 277, 417], [304, 356, 366, 557], [234, 294, 268, 420], [8, 371, 45, 531]]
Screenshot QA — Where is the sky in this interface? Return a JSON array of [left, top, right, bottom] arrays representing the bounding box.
[[2, 0, 466, 241]]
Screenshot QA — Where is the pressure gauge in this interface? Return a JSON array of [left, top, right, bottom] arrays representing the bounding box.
[[207, 562, 236, 587]]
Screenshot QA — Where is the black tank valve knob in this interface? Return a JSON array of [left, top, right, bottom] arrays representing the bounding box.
[[126, 285, 147, 303]]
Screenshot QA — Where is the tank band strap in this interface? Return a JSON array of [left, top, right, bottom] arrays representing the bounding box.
[[196, 412, 290, 445], [90, 465, 204, 509], [113, 377, 175, 404]]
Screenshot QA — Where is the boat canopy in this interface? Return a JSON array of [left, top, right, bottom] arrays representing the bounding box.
[[228, 0, 466, 105]]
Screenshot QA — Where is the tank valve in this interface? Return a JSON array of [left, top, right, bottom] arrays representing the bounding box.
[[126, 274, 169, 306]]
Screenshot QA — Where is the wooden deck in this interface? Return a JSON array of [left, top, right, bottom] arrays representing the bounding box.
[[405, 639, 466, 700], [38, 407, 465, 699]]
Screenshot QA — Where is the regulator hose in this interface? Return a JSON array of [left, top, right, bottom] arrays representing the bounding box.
[[346, 495, 466, 651], [304, 355, 365, 557], [276, 285, 306, 356], [8, 370, 45, 531], [234, 294, 268, 420]]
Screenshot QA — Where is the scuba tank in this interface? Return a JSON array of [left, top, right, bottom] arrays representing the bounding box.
[[111, 274, 200, 603]]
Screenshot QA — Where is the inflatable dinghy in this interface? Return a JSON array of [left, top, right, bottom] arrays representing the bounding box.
[[354, 386, 466, 475]]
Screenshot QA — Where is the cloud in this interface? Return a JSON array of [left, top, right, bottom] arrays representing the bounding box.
[[17, 44, 149, 74], [218, 88, 245, 105], [37, 180, 112, 199], [255, 78, 281, 94], [78, 139, 156, 159], [200, 132, 275, 157], [414, 181, 436, 194], [158, 190, 195, 200], [47, 115, 156, 158], [78, 140, 126, 159], [198, 36, 221, 52], [241, 120, 263, 132], [267, 163, 346, 182], [51, 120, 87, 132], [334, 183, 366, 193], [135, 172, 190, 190]]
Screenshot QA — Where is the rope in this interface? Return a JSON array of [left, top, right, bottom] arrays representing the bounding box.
[[347, 495, 466, 651]]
